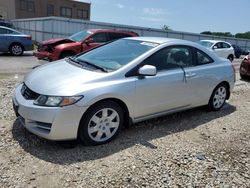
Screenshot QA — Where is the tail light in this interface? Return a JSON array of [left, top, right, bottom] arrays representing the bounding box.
[[26, 35, 32, 40]]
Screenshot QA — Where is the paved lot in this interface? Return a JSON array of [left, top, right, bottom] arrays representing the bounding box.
[[0, 53, 249, 187]]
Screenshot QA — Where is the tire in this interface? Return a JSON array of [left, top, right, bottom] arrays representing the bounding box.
[[208, 83, 228, 111], [59, 51, 75, 59], [9, 43, 23, 56], [78, 100, 124, 145], [240, 73, 248, 80], [227, 55, 234, 62]]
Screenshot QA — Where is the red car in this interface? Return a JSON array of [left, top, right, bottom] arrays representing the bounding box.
[[240, 55, 250, 79], [34, 29, 138, 61]]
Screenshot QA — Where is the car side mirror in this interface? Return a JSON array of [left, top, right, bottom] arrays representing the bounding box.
[[138, 65, 157, 76], [213, 46, 218, 50], [84, 38, 94, 45]]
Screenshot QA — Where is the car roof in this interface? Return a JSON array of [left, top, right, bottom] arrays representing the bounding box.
[[126, 37, 190, 44], [0, 25, 12, 30], [88, 29, 136, 34], [200, 39, 228, 43]]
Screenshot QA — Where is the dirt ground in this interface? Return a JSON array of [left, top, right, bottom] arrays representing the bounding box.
[[0, 53, 249, 187]]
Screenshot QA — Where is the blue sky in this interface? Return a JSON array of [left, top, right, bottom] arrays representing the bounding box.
[[80, 0, 249, 34]]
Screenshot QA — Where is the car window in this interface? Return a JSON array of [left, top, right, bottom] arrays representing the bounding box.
[[91, 33, 108, 43], [222, 42, 230, 48], [195, 49, 214, 65], [0, 28, 19, 34], [0, 28, 8, 34], [76, 39, 157, 71], [108, 33, 123, 41], [214, 42, 223, 49], [143, 46, 193, 71]]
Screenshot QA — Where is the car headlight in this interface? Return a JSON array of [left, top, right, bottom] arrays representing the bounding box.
[[34, 95, 83, 107]]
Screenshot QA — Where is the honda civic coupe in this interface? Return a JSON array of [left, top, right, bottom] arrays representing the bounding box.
[[0, 26, 32, 55], [13, 37, 235, 145], [33, 29, 138, 61], [198, 40, 235, 62]]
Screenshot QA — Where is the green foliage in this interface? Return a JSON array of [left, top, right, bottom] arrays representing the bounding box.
[[201, 31, 250, 39], [162, 25, 172, 31], [201, 31, 233, 37], [235, 32, 250, 39]]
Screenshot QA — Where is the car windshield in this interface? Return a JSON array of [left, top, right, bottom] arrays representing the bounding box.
[[69, 31, 91, 42], [198, 41, 214, 48], [75, 39, 158, 71]]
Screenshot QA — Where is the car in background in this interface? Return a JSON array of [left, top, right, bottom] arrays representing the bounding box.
[[13, 37, 235, 145], [0, 26, 32, 55], [232, 44, 249, 58], [0, 20, 13, 28], [240, 55, 250, 79], [34, 29, 138, 61], [198, 40, 235, 62]]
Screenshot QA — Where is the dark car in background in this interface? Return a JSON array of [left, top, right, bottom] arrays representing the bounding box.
[[34, 29, 139, 61], [232, 45, 249, 58], [240, 55, 250, 79], [0, 26, 33, 55], [0, 20, 13, 28]]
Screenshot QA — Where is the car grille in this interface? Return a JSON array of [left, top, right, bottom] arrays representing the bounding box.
[[21, 84, 39, 100]]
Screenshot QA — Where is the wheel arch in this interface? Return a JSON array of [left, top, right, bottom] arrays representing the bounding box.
[[79, 98, 131, 131], [8, 42, 24, 51], [213, 81, 230, 100]]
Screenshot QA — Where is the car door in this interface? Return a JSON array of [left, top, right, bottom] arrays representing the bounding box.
[[222, 42, 232, 57], [184, 48, 218, 106], [0, 28, 9, 52], [134, 46, 194, 119], [213, 42, 225, 58]]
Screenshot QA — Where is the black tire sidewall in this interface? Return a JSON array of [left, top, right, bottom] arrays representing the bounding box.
[[208, 84, 228, 111], [78, 101, 124, 145]]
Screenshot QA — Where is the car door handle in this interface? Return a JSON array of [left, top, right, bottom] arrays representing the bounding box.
[[186, 73, 197, 78]]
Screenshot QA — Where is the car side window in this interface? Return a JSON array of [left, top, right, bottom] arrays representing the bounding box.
[[0, 28, 8, 34], [108, 33, 123, 41], [195, 49, 214, 65], [143, 46, 193, 71], [214, 42, 223, 49], [91, 33, 108, 43], [222, 42, 230, 48]]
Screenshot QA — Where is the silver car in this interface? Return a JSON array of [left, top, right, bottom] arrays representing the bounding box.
[[13, 37, 235, 145]]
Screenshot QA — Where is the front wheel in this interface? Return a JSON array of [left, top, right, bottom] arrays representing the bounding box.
[[208, 84, 228, 111], [78, 101, 124, 145]]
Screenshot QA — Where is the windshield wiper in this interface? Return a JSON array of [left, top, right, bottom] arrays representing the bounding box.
[[76, 59, 108, 72]]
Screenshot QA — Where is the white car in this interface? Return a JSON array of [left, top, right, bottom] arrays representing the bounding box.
[[198, 40, 235, 62]]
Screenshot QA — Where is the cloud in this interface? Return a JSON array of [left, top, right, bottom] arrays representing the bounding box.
[[143, 8, 166, 16], [116, 4, 125, 9]]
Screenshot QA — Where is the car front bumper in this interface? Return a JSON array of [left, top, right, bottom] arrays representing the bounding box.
[[13, 84, 88, 141], [33, 51, 59, 61]]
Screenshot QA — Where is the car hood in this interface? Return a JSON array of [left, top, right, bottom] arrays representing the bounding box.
[[41, 38, 75, 46], [24, 60, 107, 96]]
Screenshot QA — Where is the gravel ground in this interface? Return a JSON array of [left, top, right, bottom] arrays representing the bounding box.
[[0, 65, 250, 187]]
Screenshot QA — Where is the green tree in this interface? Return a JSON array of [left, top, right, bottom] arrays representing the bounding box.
[[162, 25, 172, 31], [235, 32, 250, 39]]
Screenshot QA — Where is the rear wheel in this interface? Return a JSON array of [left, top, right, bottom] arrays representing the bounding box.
[[208, 83, 228, 111], [78, 100, 124, 145], [10, 43, 23, 56]]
